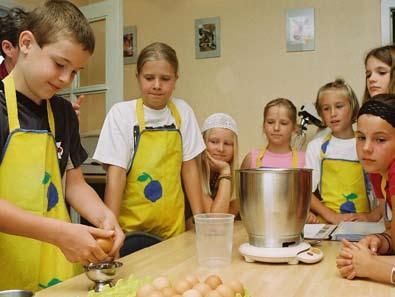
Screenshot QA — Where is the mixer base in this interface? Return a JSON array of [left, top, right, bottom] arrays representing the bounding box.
[[239, 242, 323, 264]]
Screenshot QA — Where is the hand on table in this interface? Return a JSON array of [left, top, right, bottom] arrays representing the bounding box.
[[306, 211, 319, 224]]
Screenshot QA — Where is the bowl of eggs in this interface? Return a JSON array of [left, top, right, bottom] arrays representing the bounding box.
[[136, 274, 245, 297]]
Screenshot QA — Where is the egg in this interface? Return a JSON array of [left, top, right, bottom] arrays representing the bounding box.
[[185, 274, 199, 286], [96, 237, 113, 253], [215, 284, 235, 297], [182, 289, 203, 297], [193, 283, 211, 296], [204, 275, 222, 290], [147, 291, 165, 297], [152, 276, 171, 290], [204, 291, 223, 297], [173, 279, 192, 294], [136, 283, 156, 297], [161, 287, 177, 297], [227, 280, 244, 295]]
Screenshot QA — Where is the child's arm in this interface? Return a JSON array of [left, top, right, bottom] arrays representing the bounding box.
[[182, 157, 204, 215], [65, 167, 125, 258], [103, 165, 127, 218], [0, 199, 114, 264], [310, 193, 355, 224]]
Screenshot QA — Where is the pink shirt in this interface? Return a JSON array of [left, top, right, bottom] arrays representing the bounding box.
[[249, 148, 305, 169]]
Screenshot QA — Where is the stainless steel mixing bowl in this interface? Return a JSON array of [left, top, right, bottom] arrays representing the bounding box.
[[0, 290, 33, 297], [236, 168, 312, 248]]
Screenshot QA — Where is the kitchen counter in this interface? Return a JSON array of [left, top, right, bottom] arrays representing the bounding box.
[[35, 222, 394, 297]]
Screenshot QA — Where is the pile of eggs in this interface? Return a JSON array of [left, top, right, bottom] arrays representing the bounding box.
[[136, 274, 245, 297]]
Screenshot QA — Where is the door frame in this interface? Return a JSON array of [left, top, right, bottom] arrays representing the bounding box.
[[381, 0, 395, 44]]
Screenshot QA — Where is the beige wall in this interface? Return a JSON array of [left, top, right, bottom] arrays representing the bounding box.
[[123, 0, 382, 158]]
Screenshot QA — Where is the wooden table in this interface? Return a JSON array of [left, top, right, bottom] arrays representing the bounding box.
[[36, 222, 395, 297]]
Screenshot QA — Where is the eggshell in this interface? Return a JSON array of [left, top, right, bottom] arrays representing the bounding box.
[[204, 291, 223, 297], [96, 237, 113, 253], [173, 279, 192, 294], [185, 274, 199, 286], [182, 289, 203, 297], [227, 280, 244, 295], [215, 284, 235, 297], [204, 275, 222, 290], [152, 276, 171, 290], [161, 287, 177, 297], [147, 291, 165, 297], [193, 283, 211, 295], [136, 283, 156, 297]]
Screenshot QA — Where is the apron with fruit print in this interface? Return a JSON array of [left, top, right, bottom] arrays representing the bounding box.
[[255, 147, 299, 168], [0, 75, 80, 292], [319, 134, 370, 221], [119, 98, 184, 239]]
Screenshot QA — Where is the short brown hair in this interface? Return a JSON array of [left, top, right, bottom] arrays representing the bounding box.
[[137, 42, 178, 75], [0, 8, 28, 56], [315, 78, 360, 124], [22, 0, 95, 54], [263, 98, 297, 124]]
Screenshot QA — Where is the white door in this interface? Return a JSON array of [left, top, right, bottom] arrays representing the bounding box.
[[59, 0, 124, 136], [381, 0, 395, 44]]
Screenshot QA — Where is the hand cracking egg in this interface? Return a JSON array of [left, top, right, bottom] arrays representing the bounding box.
[[95, 237, 113, 254]]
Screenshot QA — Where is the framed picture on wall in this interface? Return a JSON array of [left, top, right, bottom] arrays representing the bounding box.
[[123, 25, 137, 64], [195, 17, 221, 59], [286, 8, 315, 52]]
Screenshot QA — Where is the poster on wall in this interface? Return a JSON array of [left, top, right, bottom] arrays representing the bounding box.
[[123, 25, 137, 64], [195, 17, 221, 59], [286, 8, 315, 52]]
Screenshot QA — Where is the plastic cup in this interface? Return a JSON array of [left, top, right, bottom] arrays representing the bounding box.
[[194, 213, 235, 267]]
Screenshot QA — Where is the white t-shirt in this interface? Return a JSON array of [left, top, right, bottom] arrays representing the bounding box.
[[93, 98, 206, 170], [305, 134, 358, 192]]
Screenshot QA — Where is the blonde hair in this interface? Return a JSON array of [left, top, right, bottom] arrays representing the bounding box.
[[136, 42, 178, 75], [200, 129, 239, 198], [263, 97, 298, 125], [315, 78, 359, 124]]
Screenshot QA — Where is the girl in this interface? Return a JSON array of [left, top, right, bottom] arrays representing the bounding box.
[[241, 98, 305, 169], [94, 42, 205, 253], [336, 94, 395, 284], [200, 113, 239, 214], [305, 78, 379, 224], [363, 45, 395, 103]]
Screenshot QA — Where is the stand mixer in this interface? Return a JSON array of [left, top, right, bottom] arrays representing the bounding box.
[[236, 168, 323, 265]]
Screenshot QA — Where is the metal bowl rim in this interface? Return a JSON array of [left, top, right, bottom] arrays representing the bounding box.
[[236, 168, 312, 173]]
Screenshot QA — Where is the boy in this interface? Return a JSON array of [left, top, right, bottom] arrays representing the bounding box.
[[0, 0, 124, 292]]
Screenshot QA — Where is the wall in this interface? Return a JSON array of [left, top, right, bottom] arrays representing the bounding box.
[[123, 0, 381, 158]]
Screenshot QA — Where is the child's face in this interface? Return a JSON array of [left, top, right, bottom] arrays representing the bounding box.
[[263, 105, 295, 147], [319, 91, 353, 137], [17, 32, 91, 102], [137, 59, 178, 110], [206, 128, 234, 163], [365, 56, 391, 97], [356, 114, 395, 175]]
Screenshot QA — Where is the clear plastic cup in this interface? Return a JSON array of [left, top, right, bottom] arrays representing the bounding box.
[[194, 213, 235, 267]]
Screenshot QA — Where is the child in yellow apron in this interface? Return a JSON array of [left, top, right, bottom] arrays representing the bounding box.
[[0, 75, 80, 291]]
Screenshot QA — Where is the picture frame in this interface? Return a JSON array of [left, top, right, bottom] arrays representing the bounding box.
[[286, 8, 315, 52], [195, 17, 221, 59], [123, 25, 137, 64]]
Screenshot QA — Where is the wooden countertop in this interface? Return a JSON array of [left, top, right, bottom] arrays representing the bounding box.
[[35, 222, 394, 297]]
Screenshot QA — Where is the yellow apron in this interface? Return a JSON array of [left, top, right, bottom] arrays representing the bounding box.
[[0, 75, 80, 292], [255, 147, 299, 168], [319, 134, 370, 217], [118, 98, 185, 239]]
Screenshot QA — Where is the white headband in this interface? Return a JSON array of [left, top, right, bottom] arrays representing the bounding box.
[[201, 113, 238, 135]]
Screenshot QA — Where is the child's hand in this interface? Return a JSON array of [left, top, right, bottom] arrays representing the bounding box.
[[56, 222, 114, 264], [71, 95, 85, 120], [343, 240, 376, 278], [306, 211, 319, 224], [327, 213, 357, 224], [205, 151, 231, 175], [100, 211, 125, 259], [336, 239, 358, 279], [358, 234, 382, 254]]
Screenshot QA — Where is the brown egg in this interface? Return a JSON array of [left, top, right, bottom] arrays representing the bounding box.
[[136, 283, 156, 297], [147, 291, 165, 297], [161, 287, 177, 297], [227, 280, 244, 295], [185, 274, 199, 286], [96, 237, 113, 253], [193, 283, 211, 296], [173, 279, 192, 294], [152, 276, 171, 290], [215, 284, 235, 297], [204, 291, 223, 297], [182, 289, 203, 297], [204, 275, 222, 290]]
